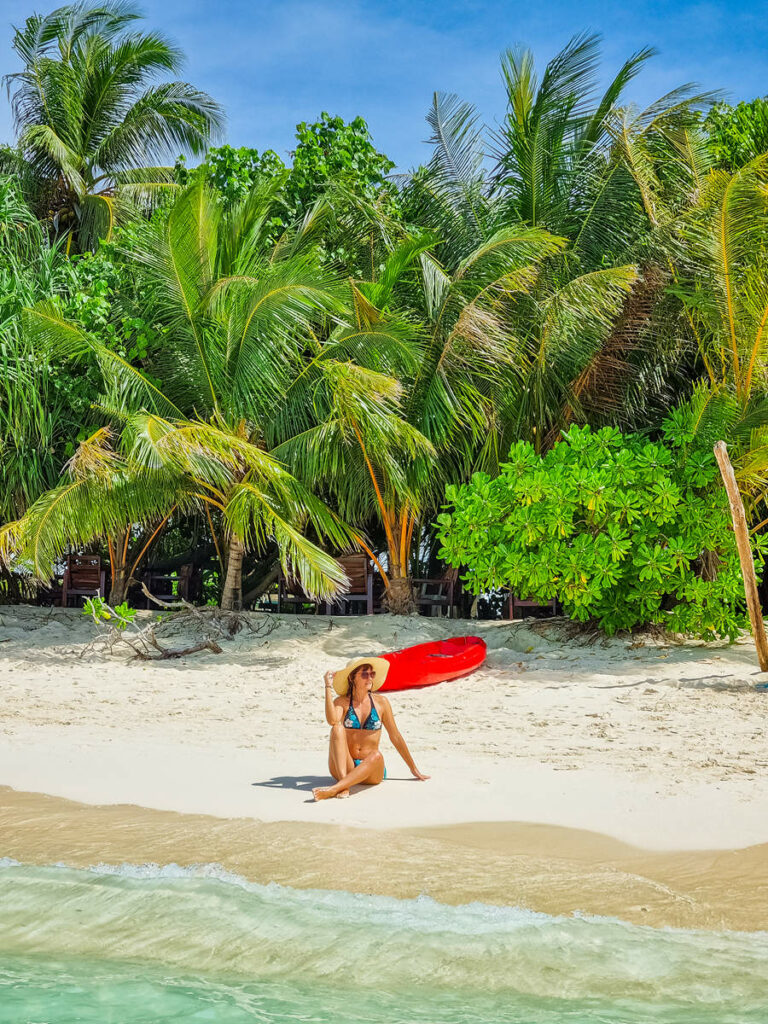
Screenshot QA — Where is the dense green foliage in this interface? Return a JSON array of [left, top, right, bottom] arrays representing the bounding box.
[[437, 420, 763, 638], [0, 177, 76, 523], [4, 2, 768, 631], [176, 145, 287, 208], [181, 113, 395, 222], [704, 100, 768, 170], [289, 113, 395, 210], [21, 180, 357, 608]]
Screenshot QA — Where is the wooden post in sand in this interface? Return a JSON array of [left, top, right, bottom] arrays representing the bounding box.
[[713, 440, 768, 672]]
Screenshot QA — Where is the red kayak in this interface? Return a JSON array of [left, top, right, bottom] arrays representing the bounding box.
[[378, 636, 486, 692]]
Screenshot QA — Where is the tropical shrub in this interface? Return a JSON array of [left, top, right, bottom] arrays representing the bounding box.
[[704, 99, 768, 171], [287, 112, 395, 213], [177, 145, 287, 209], [185, 114, 396, 226], [436, 421, 765, 639]]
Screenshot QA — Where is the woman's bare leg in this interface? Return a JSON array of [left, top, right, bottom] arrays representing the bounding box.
[[328, 722, 354, 782], [313, 750, 385, 801]]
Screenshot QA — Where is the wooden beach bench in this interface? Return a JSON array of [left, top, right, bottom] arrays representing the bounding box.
[[60, 555, 106, 607]]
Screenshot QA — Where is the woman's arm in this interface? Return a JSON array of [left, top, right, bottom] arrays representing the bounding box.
[[324, 671, 343, 725], [379, 696, 430, 780]]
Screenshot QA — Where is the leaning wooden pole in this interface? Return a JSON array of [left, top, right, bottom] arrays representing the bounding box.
[[713, 440, 768, 672]]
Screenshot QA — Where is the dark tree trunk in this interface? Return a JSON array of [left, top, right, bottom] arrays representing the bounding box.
[[221, 536, 245, 611], [386, 574, 414, 615], [109, 569, 131, 605]]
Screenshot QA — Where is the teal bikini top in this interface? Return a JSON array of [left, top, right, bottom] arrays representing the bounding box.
[[344, 692, 382, 731]]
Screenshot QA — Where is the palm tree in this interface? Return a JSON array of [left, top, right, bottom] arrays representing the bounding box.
[[490, 32, 655, 237], [396, 89, 643, 453], [664, 154, 768, 509], [674, 155, 768, 402], [274, 213, 567, 611], [26, 181, 354, 609], [490, 33, 716, 259], [403, 39, 719, 453], [4, 1, 224, 250], [4, 427, 196, 603]]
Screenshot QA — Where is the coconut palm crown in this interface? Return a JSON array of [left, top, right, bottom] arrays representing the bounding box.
[[4, 1, 224, 249], [25, 181, 355, 609]]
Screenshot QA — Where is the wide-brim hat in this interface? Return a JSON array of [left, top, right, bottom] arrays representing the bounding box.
[[333, 656, 390, 695]]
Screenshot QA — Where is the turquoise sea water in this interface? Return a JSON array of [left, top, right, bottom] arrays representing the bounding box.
[[1, 858, 767, 1023]]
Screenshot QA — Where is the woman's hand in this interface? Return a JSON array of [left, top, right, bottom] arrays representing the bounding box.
[[411, 769, 430, 781], [324, 670, 335, 690]]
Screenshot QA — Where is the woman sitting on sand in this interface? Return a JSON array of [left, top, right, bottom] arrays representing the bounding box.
[[313, 656, 429, 801]]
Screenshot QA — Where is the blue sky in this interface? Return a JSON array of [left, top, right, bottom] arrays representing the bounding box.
[[1, 0, 767, 170]]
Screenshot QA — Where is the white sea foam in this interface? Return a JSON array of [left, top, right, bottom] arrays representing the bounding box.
[[84, 858, 554, 933], [0, 858, 767, 1018]]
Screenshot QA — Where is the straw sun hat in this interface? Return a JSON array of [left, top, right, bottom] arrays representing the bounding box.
[[332, 656, 390, 695]]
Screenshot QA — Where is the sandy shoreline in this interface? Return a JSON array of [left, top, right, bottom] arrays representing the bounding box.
[[4, 787, 768, 932], [2, 730, 768, 849], [2, 603, 768, 928]]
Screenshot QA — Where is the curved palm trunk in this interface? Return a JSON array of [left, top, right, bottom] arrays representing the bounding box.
[[109, 567, 131, 605], [221, 535, 245, 611], [107, 530, 131, 604], [107, 513, 174, 606]]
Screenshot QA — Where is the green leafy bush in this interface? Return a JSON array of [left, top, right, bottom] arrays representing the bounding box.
[[704, 99, 768, 171], [288, 112, 395, 212], [177, 145, 287, 210], [437, 422, 766, 639], [83, 596, 137, 630], [182, 113, 396, 224]]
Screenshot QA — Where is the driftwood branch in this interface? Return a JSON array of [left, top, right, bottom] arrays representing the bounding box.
[[714, 440, 768, 672], [81, 586, 278, 661], [140, 583, 275, 639], [134, 639, 223, 660], [141, 582, 205, 617], [81, 592, 223, 661]]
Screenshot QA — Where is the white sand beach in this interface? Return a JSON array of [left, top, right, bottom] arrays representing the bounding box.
[[2, 604, 768, 929]]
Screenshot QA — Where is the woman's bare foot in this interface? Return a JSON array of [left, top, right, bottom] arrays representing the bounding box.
[[313, 785, 350, 800]]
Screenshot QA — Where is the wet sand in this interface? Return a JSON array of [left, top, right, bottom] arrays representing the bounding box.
[[3, 787, 767, 932]]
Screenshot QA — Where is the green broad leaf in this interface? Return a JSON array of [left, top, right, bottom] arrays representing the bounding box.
[[436, 414, 749, 640]]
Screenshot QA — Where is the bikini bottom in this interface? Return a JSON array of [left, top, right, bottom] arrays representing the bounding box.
[[354, 757, 386, 779]]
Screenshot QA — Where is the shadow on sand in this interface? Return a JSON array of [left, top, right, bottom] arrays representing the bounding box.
[[251, 775, 328, 792]]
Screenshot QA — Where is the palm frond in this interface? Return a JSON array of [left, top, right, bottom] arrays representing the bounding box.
[[24, 300, 183, 417], [225, 482, 348, 600], [18, 467, 190, 579], [94, 81, 224, 170]]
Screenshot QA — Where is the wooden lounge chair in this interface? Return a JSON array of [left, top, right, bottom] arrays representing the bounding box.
[[277, 568, 319, 614], [506, 592, 557, 620], [61, 555, 106, 607], [325, 553, 374, 615], [413, 568, 459, 617], [142, 563, 194, 604]]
